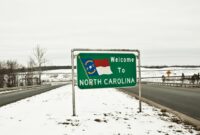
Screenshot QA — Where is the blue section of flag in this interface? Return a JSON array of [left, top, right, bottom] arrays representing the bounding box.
[[81, 58, 99, 77]]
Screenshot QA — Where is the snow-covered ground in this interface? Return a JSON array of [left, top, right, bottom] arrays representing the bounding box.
[[142, 67, 200, 83], [0, 85, 199, 135], [32, 67, 200, 84], [42, 69, 72, 83], [142, 67, 200, 76], [40, 67, 200, 83]]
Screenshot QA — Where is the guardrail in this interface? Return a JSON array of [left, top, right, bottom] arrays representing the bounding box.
[[142, 81, 200, 88], [0, 84, 51, 92]]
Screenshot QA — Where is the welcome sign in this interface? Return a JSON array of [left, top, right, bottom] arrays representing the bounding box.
[[77, 53, 137, 89]]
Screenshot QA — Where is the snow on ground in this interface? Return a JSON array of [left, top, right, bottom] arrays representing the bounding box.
[[41, 69, 72, 83], [142, 67, 200, 83], [41, 67, 200, 83], [142, 67, 200, 78], [0, 85, 199, 135]]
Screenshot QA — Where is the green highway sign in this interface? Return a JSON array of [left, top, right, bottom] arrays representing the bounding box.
[[77, 53, 137, 89]]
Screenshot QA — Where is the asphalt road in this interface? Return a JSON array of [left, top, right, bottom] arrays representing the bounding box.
[[0, 84, 66, 107], [119, 84, 200, 121]]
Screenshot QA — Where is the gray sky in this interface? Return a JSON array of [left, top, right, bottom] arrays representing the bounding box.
[[0, 0, 200, 66]]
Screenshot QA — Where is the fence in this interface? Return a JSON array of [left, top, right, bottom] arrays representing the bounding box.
[[142, 81, 200, 88]]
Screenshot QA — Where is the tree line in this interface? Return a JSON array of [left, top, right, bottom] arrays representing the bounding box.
[[0, 45, 46, 88]]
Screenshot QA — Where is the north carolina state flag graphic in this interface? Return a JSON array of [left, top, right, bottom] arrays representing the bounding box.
[[93, 59, 112, 75], [81, 58, 112, 76]]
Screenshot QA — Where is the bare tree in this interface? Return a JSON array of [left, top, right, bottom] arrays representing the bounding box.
[[0, 61, 5, 88], [6, 60, 18, 87], [31, 45, 47, 85], [26, 57, 36, 86], [181, 73, 185, 84]]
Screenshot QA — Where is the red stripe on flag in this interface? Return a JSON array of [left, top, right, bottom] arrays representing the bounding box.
[[93, 59, 110, 67]]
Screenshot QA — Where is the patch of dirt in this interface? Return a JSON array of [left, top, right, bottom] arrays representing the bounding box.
[[103, 113, 113, 117], [60, 122, 70, 125], [94, 119, 101, 122], [59, 119, 80, 126], [158, 111, 169, 117], [94, 118, 107, 123], [170, 117, 182, 124], [124, 118, 129, 120], [157, 130, 162, 133], [161, 109, 167, 113], [176, 130, 183, 133]]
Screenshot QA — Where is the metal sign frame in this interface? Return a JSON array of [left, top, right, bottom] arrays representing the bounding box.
[[71, 48, 142, 116]]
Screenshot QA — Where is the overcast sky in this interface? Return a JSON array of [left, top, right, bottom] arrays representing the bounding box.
[[0, 0, 200, 66]]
